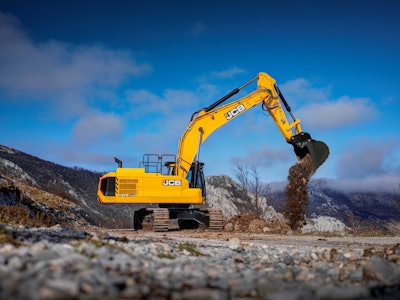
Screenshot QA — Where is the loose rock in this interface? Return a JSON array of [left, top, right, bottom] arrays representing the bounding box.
[[0, 223, 400, 299]]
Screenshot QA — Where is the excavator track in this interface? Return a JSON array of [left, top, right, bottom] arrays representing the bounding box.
[[206, 208, 225, 230], [146, 208, 170, 232]]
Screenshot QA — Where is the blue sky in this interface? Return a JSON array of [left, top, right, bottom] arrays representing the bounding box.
[[0, 0, 399, 192]]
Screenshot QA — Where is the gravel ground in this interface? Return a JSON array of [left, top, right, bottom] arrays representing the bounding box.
[[1, 224, 400, 299]]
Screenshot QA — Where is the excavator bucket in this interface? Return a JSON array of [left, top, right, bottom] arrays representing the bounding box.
[[289, 132, 330, 173]]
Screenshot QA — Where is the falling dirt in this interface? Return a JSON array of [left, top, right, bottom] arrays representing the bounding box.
[[284, 154, 313, 230]]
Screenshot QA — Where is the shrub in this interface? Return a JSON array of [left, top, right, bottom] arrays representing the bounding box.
[[0, 205, 57, 227]]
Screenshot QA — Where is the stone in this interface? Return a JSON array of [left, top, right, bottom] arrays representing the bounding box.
[[362, 255, 400, 285], [173, 288, 226, 300], [315, 284, 369, 299], [228, 237, 243, 252]]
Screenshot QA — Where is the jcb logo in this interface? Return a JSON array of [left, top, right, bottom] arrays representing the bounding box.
[[163, 180, 182, 186], [225, 104, 245, 120]]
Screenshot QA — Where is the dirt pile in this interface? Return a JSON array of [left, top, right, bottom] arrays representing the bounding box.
[[224, 213, 267, 233], [284, 154, 313, 230]]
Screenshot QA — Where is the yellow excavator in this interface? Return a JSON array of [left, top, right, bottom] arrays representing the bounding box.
[[97, 72, 329, 231]]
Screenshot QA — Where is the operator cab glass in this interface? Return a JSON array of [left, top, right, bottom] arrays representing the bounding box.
[[164, 162, 176, 175], [100, 176, 116, 196], [186, 162, 206, 197]]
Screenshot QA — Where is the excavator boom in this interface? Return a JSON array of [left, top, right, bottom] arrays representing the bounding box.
[[175, 72, 329, 177]]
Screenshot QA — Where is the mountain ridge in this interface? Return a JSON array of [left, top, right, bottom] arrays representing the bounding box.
[[0, 144, 399, 231]]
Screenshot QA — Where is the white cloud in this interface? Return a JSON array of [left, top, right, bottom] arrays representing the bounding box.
[[335, 137, 399, 179], [279, 78, 378, 130], [297, 96, 378, 130], [231, 145, 291, 167], [325, 175, 400, 193], [60, 149, 113, 168], [71, 112, 124, 147], [125, 88, 200, 118], [209, 67, 246, 79], [123, 87, 205, 155], [280, 78, 331, 104], [0, 11, 152, 112]]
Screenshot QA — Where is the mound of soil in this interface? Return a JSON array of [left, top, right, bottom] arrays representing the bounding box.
[[224, 213, 267, 233]]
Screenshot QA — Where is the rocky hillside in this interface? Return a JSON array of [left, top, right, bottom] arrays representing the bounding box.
[[1, 144, 399, 232], [206, 176, 400, 233], [0, 145, 137, 228], [205, 175, 285, 223]]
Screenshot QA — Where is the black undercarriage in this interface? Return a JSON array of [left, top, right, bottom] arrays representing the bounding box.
[[133, 205, 224, 232]]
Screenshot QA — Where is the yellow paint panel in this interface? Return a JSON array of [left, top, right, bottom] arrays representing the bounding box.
[[97, 169, 204, 205]]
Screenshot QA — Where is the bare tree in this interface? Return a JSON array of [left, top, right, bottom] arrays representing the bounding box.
[[234, 164, 274, 217]]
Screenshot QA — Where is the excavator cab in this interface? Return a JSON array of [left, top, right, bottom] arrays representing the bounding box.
[[289, 132, 329, 173], [165, 161, 206, 198]]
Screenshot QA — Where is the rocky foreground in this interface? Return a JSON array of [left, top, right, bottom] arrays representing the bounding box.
[[1, 224, 400, 300]]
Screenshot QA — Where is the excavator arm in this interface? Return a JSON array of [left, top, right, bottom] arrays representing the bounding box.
[[175, 72, 329, 178]]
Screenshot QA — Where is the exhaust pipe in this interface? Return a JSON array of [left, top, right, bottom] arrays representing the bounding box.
[[289, 132, 329, 173]]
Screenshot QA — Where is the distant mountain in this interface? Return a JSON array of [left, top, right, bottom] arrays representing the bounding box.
[[307, 179, 399, 223], [268, 179, 400, 231], [0, 145, 399, 230]]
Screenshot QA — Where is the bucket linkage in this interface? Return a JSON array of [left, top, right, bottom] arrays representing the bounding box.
[[289, 132, 330, 173]]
